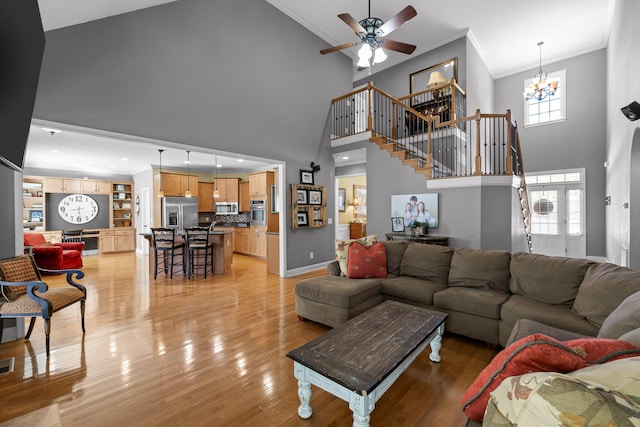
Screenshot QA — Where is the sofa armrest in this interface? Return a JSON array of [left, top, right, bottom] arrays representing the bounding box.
[[31, 245, 63, 257], [507, 319, 589, 346], [326, 260, 341, 276], [54, 242, 85, 251]]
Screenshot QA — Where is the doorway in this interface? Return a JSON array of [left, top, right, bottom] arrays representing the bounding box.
[[630, 128, 640, 269], [527, 169, 585, 258]]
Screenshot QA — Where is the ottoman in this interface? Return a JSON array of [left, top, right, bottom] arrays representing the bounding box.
[[294, 275, 384, 328]]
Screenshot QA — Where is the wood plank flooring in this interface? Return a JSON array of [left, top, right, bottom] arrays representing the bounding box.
[[0, 252, 497, 426]]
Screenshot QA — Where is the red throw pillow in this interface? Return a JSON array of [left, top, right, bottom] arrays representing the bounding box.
[[347, 242, 387, 279], [461, 333, 640, 422]]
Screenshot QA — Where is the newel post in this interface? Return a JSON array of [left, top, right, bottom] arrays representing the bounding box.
[[505, 109, 513, 175], [366, 82, 374, 133], [474, 109, 482, 176]]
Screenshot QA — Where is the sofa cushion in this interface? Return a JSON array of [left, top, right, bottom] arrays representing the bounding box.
[[573, 263, 640, 327], [433, 287, 509, 319], [619, 328, 640, 347], [598, 290, 640, 340], [335, 234, 378, 276], [448, 248, 511, 292], [380, 276, 447, 306], [399, 242, 453, 284], [347, 242, 387, 279], [381, 241, 408, 276], [461, 333, 640, 422], [509, 252, 593, 307], [501, 295, 599, 337], [294, 275, 382, 309]]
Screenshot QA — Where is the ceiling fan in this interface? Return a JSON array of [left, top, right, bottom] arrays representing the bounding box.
[[320, 1, 417, 66]]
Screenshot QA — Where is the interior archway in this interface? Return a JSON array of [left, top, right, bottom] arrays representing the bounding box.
[[629, 128, 640, 269]]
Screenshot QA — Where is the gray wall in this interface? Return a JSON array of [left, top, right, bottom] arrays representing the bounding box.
[[606, 0, 640, 266], [31, 0, 354, 270], [465, 37, 495, 114], [494, 49, 607, 257]]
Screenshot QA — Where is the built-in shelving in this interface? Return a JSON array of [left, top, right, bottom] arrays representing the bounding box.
[[22, 177, 45, 231], [111, 182, 134, 227]]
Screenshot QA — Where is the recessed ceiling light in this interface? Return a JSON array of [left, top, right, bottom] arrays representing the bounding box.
[[216, 164, 222, 168], [237, 159, 244, 162], [342, 156, 350, 160], [50, 149, 59, 153], [121, 158, 129, 162]]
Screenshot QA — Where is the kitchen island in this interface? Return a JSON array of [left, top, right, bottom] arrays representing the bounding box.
[[141, 229, 234, 277]]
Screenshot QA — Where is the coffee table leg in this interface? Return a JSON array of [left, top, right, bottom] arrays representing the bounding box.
[[293, 362, 313, 418], [428, 324, 444, 362], [350, 394, 372, 427]]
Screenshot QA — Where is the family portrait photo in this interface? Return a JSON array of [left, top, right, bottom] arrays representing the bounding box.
[[391, 193, 439, 228]]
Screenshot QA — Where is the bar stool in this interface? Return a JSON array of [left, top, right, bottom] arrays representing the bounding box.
[[184, 226, 214, 279], [151, 228, 184, 279]]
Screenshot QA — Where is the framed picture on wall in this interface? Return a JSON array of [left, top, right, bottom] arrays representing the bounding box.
[[309, 190, 322, 205], [296, 189, 308, 205], [410, 57, 458, 95], [338, 188, 346, 212], [297, 211, 309, 226], [300, 170, 314, 185]]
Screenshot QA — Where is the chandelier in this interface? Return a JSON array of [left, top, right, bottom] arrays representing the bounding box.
[[523, 42, 558, 101]]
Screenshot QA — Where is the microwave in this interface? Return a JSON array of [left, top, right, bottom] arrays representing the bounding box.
[[215, 202, 238, 213]]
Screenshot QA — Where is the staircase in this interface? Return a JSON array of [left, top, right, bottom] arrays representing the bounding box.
[[330, 81, 533, 251]]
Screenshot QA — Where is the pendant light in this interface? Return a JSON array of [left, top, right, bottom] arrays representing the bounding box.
[[157, 149, 165, 198], [185, 150, 192, 198], [213, 155, 220, 198]]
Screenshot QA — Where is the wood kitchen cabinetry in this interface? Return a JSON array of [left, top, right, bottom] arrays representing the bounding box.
[[157, 173, 198, 197], [99, 228, 136, 253], [43, 178, 82, 193], [112, 182, 134, 228], [248, 225, 267, 258], [198, 182, 214, 212], [81, 180, 111, 194], [249, 172, 272, 199], [235, 228, 250, 254], [239, 181, 250, 212], [213, 178, 239, 203]]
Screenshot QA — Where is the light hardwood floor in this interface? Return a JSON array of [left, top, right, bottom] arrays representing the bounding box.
[[0, 252, 497, 426]]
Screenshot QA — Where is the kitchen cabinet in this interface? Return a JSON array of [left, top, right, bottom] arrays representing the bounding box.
[[157, 173, 198, 197], [43, 178, 82, 193], [214, 227, 236, 252], [239, 182, 250, 212], [213, 178, 239, 202], [249, 172, 273, 199], [235, 228, 250, 254], [248, 225, 267, 258], [266, 232, 279, 274], [112, 182, 134, 228], [100, 228, 136, 253], [198, 182, 214, 212], [81, 180, 111, 194]]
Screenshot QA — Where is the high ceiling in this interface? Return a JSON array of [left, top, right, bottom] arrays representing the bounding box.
[[30, 0, 615, 175]]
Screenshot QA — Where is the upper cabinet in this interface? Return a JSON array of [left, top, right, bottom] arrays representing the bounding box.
[[158, 173, 198, 197], [81, 180, 111, 194], [43, 178, 82, 193], [239, 181, 250, 212], [214, 178, 239, 203], [249, 171, 273, 199], [198, 182, 214, 212]]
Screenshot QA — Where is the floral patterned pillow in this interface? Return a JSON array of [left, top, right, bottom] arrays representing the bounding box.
[[335, 234, 378, 276]]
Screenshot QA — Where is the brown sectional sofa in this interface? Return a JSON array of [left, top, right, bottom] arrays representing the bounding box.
[[295, 241, 640, 347]]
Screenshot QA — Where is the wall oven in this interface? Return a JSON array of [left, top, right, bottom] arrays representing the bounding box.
[[250, 199, 266, 226]]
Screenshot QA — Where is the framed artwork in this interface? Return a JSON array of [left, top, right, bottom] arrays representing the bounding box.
[[410, 57, 458, 94], [123, 212, 132, 219], [338, 188, 346, 212], [296, 189, 308, 205], [297, 211, 308, 226], [313, 209, 321, 220], [353, 185, 367, 217], [309, 190, 322, 205], [391, 193, 439, 228], [300, 170, 314, 185], [116, 184, 125, 191], [391, 216, 405, 232]]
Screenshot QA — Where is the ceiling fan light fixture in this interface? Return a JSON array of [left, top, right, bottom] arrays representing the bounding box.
[[358, 43, 372, 59], [373, 47, 387, 64]]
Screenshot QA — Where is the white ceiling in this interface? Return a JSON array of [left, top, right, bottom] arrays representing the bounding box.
[[30, 0, 615, 175]]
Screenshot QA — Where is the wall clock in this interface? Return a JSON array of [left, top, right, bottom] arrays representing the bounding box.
[[58, 194, 99, 224]]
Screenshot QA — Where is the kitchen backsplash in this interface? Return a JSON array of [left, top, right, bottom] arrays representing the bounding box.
[[199, 213, 248, 224]]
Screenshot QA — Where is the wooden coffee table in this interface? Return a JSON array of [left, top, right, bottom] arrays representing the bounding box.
[[287, 300, 447, 426]]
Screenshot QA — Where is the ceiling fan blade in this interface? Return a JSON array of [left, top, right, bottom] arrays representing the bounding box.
[[377, 5, 417, 36], [338, 13, 366, 34], [380, 38, 416, 54], [320, 41, 359, 55]]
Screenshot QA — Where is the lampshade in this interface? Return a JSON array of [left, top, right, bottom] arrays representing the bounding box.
[[427, 71, 446, 87], [358, 44, 372, 59], [353, 195, 361, 207]]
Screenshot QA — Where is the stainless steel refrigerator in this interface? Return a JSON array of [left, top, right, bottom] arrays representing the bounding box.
[[161, 197, 199, 233]]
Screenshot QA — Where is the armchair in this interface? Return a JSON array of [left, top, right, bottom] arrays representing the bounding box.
[[0, 254, 86, 357], [24, 231, 84, 271]]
